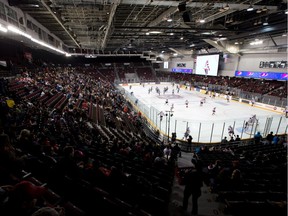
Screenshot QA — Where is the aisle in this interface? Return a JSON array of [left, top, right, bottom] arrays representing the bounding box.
[[168, 152, 231, 216]]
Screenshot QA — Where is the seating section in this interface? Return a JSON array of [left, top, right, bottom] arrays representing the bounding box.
[[0, 66, 175, 216], [0, 65, 287, 216], [194, 142, 287, 216]]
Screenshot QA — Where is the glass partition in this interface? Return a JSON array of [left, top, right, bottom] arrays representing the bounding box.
[[118, 85, 287, 143]]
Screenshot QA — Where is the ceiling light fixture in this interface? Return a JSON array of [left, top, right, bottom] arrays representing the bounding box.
[[0, 24, 7, 33], [219, 7, 225, 12], [262, 6, 268, 11], [263, 17, 268, 25], [224, 4, 230, 10], [247, 4, 254, 11], [256, 8, 262, 13], [149, 31, 162, 34], [167, 18, 173, 22], [199, 19, 205, 23]]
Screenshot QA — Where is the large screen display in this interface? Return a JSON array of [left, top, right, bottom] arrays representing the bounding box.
[[235, 71, 288, 81], [195, 54, 219, 76]]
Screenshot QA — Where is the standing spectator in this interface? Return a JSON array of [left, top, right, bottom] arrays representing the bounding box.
[[182, 158, 203, 215], [172, 143, 181, 159], [254, 131, 262, 144], [266, 131, 274, 144], [163, 144, 172, 160], [187, 135, 193, 152]]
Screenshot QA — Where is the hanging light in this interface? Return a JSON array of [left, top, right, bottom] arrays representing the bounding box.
[[224, 4, 230, 10], [263, 17, 268, 25], [247, 4, 254, 11], [262, 6, 268, 11], [256, 8, 262, 13], [219, 6, 225, 12]]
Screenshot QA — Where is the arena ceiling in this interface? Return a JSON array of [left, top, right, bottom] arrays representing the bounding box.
[[9, 0, 288, 55]]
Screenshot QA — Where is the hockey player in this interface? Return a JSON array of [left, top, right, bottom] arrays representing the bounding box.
[[158, 111, 164, 121], [212, 107, 216, 115], [185, 100, 189, 108], [183, 127, 191, 140], [228, 125, 234, 137], [170, 103, 174, 111], [200, 98, 204, 106]]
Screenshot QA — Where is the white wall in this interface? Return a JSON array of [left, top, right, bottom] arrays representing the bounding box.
[[159, 55, 195, 71], [237, 53, 287, 72]]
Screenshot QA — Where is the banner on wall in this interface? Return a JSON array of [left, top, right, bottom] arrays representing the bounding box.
[[235, 71, 288, 81], [172, 68, 193, 73]]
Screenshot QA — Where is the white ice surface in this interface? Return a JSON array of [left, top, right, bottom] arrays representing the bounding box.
[[120, 83, 287, 143]]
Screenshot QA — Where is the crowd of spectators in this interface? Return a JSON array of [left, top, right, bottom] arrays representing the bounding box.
[[0, 66, 177, 215]]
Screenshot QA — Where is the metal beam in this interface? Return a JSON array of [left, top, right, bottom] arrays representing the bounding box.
[[40, 0, 81, 48], [269, 35, 278, 47], [114, 25, 248, 32], [197, 0, 265, 26], [148, 7, 178, 27], [101, 0, 120, 50]]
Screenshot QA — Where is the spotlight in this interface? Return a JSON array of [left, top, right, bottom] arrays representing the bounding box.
[[247, 5, 254, 11]]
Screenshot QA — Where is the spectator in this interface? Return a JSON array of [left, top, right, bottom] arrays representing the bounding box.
[[266, 131, 274, 144], [254, 131, 262, 144], [171, 143, 181, 159], [31, 206, 64, 216], [235, 135, 241, 142], [182, 158, 203, 215], [163, 144, 172, 160], [0, 181, 47, 216], [221, 136, 228, 144], [187, 135, 193, 152], [272, 134, 279, 145], [0, 133, 23, 185]]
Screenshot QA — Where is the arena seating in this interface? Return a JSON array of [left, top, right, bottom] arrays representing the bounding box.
[[0, 65, 286, 216]]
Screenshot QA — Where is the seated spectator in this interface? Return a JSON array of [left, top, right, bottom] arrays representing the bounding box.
[[0, 181, 47, 216], [154, 152, 167, 168], [272, 134, 279, 145], [31, 206, 64, 216], [225, 169, 244, 191], [229, 136, 235, 142], [0, 133, 23, 185], [235, 135, 241, 142], [221, 137, 228, 144], [54, 146, 82, 180]]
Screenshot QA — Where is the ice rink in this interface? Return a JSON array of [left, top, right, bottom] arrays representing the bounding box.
[[119, 82, 287, 143]]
